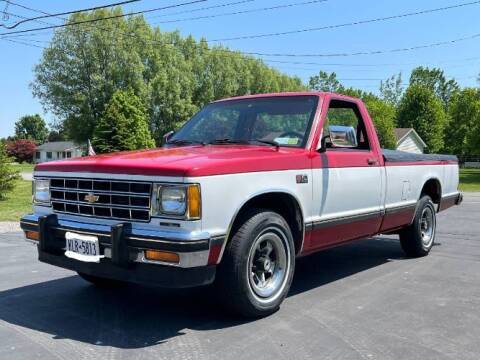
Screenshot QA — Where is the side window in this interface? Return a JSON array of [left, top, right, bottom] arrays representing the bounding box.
[[323, 100, 369, 150]]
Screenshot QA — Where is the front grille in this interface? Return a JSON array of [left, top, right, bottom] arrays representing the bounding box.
[[49, 178, 152, 222]]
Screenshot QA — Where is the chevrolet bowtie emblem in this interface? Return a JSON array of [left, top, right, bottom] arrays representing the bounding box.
[[84, 193, 99, 204]]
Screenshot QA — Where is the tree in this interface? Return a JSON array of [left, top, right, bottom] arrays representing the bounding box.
[[0, 143, 20, 200], [92, 89, 155, 153], [397, 84, 447, 153], [32, 8, 304, 144], [363, 98, 397, 149], [445, 88, 480, 155], [14, 114, 49, 143], [409, 67, 459, 108], [6, 139, 37, 163], [47, 130, 67, 142], [309, 71, 343, 92], [380, 73, 403, 106]]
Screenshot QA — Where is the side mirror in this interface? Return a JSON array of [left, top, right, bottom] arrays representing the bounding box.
[[163, 130, 175, 144], [318, 134, 330, 153]]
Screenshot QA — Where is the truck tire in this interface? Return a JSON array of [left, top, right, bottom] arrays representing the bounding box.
[[216, 209, 295, 317], [77, 272, 125, 287], [399, 195, 436, 257]]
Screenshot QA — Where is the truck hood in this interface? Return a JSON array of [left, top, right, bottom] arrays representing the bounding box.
[[35, 145, 311, 177]]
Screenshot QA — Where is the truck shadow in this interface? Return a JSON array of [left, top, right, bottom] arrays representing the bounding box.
[[0, 237, 404, 349]]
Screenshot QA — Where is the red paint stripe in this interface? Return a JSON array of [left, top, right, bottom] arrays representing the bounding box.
[[380, 207, 416, 233]]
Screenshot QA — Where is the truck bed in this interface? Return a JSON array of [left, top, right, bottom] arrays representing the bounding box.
[[382, 149, 458, 164]]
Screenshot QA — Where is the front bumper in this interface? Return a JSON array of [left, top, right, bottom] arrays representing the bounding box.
[[20, 214, 225, 288]]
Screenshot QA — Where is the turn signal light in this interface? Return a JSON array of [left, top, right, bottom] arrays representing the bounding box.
[[187, 184, 201, 220], [25, 231, 39, 241], [144, 250, 180, 263]]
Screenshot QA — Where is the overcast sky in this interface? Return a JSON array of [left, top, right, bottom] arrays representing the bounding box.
[[1, 0, 479, 138]]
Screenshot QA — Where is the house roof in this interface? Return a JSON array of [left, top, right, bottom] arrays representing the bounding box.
[[36, 141, 80, 151], [393, 128, 427, 148]]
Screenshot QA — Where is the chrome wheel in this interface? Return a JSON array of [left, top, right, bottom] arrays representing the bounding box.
[[247, 227, 290, 302], [419, 205, 435, 247]]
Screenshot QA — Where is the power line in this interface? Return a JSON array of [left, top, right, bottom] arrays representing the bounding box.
[[1, 36, 45, 48], [241, 31, 480, 57], [1, 0, 140, 29], [5, 0, 56, 16], [3, 1, 480, 63], [208, 0, 480, 42], [1, 10, 55, 27], [146, 0, 256, 20], [265, 57, 480, 67], [0, 0, 257, 38], [4, 18, 480, 62], [2, 36, 478, 90], [151, 0, 328, 25], [0, 0, 208, 36]]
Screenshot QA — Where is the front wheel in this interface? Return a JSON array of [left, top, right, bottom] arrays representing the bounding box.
[[216, 209, 295, 317], [400, 195, 436, 257]]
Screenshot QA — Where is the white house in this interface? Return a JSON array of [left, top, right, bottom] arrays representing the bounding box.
[[394, 128, 427, 154], [35, 141, 83, 163]]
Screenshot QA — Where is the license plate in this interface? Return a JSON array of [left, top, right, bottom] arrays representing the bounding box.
[[65, 232, 103, 263]]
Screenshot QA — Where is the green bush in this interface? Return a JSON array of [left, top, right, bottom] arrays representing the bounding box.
[[0, 143, 21, 201], [92, 89, 155, 153]]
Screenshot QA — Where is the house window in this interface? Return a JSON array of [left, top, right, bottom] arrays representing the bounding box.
[[62, 152, 66, 158], [35, 152, 40, 160], [46, 152, 52, 159], [66, 152, 72, 158], [57, 152, 62, 158]]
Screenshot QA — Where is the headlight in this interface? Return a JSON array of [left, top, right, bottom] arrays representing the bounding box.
[[34, 179, 50, 203], [161, 187, 186, 215], [152, 184, 201, 219]]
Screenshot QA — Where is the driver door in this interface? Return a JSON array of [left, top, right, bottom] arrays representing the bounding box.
[[308, 98, 383, 250]]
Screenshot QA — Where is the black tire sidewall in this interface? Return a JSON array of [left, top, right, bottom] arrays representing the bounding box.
[[221, 209, 296, 316], [400, 195, 437, 257], [416, 197, 436, 252]]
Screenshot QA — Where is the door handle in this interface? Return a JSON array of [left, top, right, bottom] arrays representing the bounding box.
[[367, 158, 377, 165]]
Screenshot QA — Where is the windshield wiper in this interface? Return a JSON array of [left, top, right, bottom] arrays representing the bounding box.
[[166, 139, 206, 146], [207, 138, 249, 145], [249, 139, 280, 148], [207, 138, 280, 149]]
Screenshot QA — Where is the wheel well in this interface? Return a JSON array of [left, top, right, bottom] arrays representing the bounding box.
[[227, 192, 304, 255], [421, 179, 442, 204]]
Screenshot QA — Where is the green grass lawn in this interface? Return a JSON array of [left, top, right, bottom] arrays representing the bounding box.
[[460, 168, 480, 192], [0, 180, 32, 221], [11, 163, 35, 173]]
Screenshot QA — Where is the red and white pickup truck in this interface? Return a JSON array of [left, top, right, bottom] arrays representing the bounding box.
[[21, 92, 462, 317]]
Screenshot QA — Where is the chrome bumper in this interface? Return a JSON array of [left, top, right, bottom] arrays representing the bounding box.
[[20, 213, 225, 269]]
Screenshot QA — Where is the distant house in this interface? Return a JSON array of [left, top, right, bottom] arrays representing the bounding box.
[[394, 128, 427, 154], [34, 141, 83, 163]]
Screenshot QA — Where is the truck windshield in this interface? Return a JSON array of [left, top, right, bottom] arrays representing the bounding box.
[[169, 96, 318, 148]]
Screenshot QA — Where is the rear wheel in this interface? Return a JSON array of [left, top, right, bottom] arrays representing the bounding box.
[[400, 195, 436, 257], [216, 209, 295, 317]]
